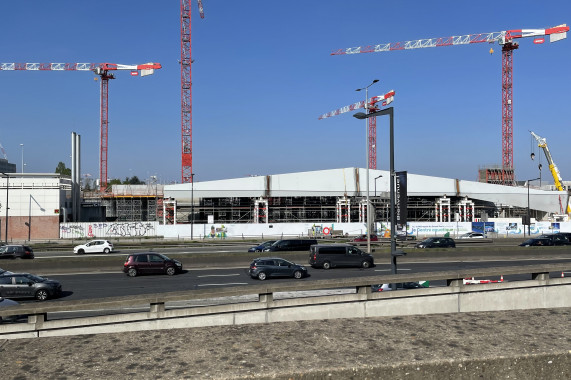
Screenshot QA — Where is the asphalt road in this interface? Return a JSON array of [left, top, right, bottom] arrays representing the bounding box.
[[4, 250, 571, 303]]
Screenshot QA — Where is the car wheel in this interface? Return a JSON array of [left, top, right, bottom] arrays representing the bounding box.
[[361, 260, 371, 269], [322, 261, 331, 270], [103, 248, 110, 254], [76, 249, 85, 255], [128, 268, 138, 277], [166, 267, 176, 276], [35, 289, 48, 301], [257, 272, 267, 281], [255, 249, 261, 252], [293, 270, 303, 279]]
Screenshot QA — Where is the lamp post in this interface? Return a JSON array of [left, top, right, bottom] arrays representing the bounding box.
[[191, 173, 195, 240], [356, 79, 379, 254], [354, 107, 402, 290], [527, 177, 540, 237], [1, 173, 9, 244], [20, 144, 24, 173]]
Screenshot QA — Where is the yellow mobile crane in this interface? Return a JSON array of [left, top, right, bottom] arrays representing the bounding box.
[[530, 131, 571, 214]]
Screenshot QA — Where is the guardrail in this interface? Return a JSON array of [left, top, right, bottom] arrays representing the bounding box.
[[1, 263, 570, 339]]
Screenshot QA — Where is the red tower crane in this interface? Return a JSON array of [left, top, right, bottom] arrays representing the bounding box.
[[180, 0, 204, 184], [0, 62, 162, 190], [332, 25, 569, 185], [319, 90, 395, 169]]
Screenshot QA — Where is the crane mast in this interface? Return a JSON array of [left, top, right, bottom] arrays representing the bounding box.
[[333, 25, 569, 185], [180, 0, 204, 184]]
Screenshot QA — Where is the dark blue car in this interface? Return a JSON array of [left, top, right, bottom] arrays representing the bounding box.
[[248, 241, 276, 252]]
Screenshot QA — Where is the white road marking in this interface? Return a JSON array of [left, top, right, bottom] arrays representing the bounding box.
[[197, 283, 248, 287], [197, 274, 241, 278], [374, 268, 412, 272]]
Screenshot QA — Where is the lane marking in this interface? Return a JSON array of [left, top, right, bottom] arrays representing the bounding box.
[[375, 268, 412, 272], [197, 283, 248, 287], [197, 274, 241, 278]]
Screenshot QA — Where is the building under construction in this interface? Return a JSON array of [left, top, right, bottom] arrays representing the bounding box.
[[85, 168, 569, 225]]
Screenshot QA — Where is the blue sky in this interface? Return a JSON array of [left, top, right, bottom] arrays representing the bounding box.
[[1, 1, 570, 185]]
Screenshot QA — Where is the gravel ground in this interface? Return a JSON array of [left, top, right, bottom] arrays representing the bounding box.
[[1, 307, 570, 379]]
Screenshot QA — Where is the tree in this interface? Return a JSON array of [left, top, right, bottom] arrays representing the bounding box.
[[124, 176, 144, 185], [55, 162, 71, 176]]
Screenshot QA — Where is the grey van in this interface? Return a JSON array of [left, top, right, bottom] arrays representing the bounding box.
[[264, 239, 317, 252], [309, 244, 374, 269]]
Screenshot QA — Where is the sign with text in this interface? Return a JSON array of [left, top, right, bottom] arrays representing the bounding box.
[[395, 171, 408, 239]]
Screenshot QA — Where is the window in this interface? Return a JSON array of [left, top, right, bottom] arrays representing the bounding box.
[[348, 247, 361, 255], [13, 276, 29, 284], [149, 255, 164, 263], [0, 277, 12, 285], [135, 255, 148, 263]]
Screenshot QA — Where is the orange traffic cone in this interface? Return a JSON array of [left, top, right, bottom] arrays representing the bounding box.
[[562, 272, 565, 278], [500, 275, 504, 282]]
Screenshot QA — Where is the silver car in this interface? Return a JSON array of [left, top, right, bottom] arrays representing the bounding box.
[[0, 273, 62, 301]]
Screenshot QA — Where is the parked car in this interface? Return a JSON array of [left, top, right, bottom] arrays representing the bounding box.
[[458, 232, 485, 239], [248, 240, 276, 252], [0, 297, 23, 323], [353, 234, 379, 242], [74, 240, 114, 255], [0, 245, 34, 259], [123, 252, 183, 277], [415, 237, 456, 248], [537, 234, 570, 246], [0, 268, 13, 276], [372, 281, 429, 292], [0, 273, 62, 301], [309, 244, 374, 269], [263, 239, 317, 252], [248, 257, 307, 280], [519, 238, 554, 247]]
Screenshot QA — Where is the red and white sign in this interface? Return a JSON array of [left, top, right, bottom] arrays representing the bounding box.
[[130, 71, 139, 76], [533, 38, 545, 44]]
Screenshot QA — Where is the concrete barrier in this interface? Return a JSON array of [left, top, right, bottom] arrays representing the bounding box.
[[1, 263, 570, 340]]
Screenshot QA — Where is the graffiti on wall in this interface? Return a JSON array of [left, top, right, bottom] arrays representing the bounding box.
[[60, 222, 158, 238]]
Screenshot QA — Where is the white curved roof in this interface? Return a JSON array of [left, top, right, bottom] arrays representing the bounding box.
[[164, 168, 568, 213]]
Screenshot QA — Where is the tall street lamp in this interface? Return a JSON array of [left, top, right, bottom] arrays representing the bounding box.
[[526, 177, 540, 237], [356, 79, 379, 254], [191, 173, 195, 240], [20, 144, 24, 173], [1, 173, 9, 243], [355, 107, 403, 290]]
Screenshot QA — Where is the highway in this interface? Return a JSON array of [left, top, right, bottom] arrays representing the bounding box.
[[1, 241, 569, 305]]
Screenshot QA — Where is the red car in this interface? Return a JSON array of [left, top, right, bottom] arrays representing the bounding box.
[[353, 234, 378, 242]]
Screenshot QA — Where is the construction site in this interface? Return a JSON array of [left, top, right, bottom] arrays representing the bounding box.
[[0, 3, 569, 238]]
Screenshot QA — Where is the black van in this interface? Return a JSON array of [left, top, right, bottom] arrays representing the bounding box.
[[309, 244, 374, 269], [264, 239, 317, 252]]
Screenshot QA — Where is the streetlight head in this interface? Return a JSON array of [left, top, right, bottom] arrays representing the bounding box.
[[372, 79, 379, 84], [355, 88, 362, 92], [353, 112, 367, 119]]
